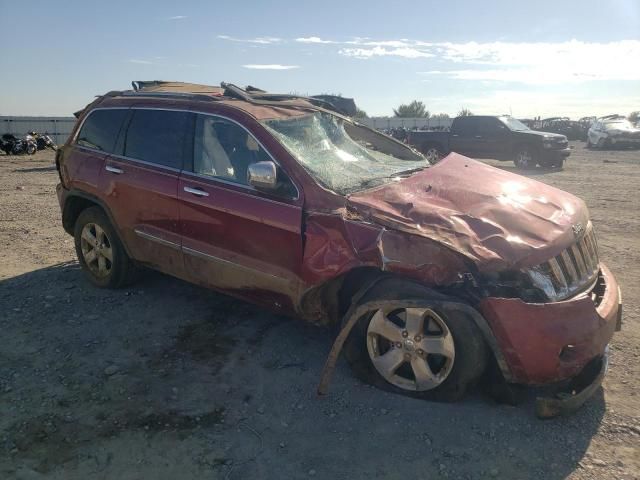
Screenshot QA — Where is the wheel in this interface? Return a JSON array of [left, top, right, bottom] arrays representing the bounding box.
[[343, 282, 488, 402], [74, 207, 135, 288], [26, 143, 36, 155], [423, 145, 443, 163], [539, 158, 564, 170], [514, 145, 536, 169]]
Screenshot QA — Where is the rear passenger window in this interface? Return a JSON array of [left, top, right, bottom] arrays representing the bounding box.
[[123, 109, 191, 169], [76, 109, 128, 153]]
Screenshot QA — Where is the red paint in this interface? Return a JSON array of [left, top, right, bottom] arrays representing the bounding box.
[[479, 264, 619, 384], [57, 85, 622, 387]]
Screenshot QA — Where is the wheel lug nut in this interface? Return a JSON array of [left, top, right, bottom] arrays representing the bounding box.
[[417, 349, 424, 356], [402, 331, 408, 338], [414, 335, 421, 342], [395, 342, 402, 348], [404, 353, 411, 360]]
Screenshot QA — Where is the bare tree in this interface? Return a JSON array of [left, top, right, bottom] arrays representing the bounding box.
[[457, 108, 473, 117]]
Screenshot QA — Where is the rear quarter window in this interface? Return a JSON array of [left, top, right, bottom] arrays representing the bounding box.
[[123, 109, 191, 169], [76, 109, 128, 153]]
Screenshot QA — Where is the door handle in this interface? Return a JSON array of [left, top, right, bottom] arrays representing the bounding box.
[[105, 165, 123, 174], [184, 186, 209, 197]]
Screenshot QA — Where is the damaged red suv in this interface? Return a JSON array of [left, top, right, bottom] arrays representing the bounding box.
[[56, 81, 622, 417]]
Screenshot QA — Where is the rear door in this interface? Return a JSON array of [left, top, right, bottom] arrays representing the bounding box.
[[178, 113, 304, 311], [98, 108, 193, 277], [449, 117, 480, 156], [66, 108, 129, 198]]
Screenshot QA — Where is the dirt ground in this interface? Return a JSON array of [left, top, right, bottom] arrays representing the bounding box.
[[1, 143, 638, 480]]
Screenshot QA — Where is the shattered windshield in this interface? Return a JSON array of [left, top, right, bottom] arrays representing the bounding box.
[[264, 112, 428, 195]]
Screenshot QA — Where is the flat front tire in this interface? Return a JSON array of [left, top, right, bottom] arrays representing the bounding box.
[[343, 282, 488, 402]]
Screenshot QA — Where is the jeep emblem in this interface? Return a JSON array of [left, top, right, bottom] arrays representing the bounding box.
[[572, 223, 585, 238]]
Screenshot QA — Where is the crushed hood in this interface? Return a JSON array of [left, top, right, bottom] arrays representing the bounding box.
[[347, 153, 589, 271]]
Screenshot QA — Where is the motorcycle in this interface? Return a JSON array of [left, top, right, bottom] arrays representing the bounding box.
[[29, 131, 58, 151], [0, 133, 37, 155]]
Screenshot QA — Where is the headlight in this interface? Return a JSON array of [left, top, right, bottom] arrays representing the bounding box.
[[542, 137, 555, 148], [525, 266, 563, 301]]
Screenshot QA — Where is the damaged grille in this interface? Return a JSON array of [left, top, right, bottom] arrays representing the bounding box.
[[537, 222, 600, 301]]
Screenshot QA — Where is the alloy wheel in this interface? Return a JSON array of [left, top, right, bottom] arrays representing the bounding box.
[[425, 147, 442, 163], [515, 149, 533, 168], [366, 307, 455, 391], [80, 223, 113, 278]]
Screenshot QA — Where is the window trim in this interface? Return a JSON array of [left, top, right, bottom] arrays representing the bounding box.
[[189, 111, 300, 201], [74, 106, 300, 201], [120, 108, 192, 171], [73, 107, 130, 154]]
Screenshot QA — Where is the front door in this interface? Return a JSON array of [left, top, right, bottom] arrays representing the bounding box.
[[178, 113, 304, 312]]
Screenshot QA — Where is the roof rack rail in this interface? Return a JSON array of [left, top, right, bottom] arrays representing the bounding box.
[[120, 90, 219, 102]]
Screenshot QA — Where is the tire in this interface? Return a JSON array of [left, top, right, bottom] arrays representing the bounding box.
[[26, 143, 36, 155], [73, 206, 135, 288], [422, 144, 444, 163], [343, 280, 488, 402], [539, 158, 564, 170], [513, 145, 536, 169]]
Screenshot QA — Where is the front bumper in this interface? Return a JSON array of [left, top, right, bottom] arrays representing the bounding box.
[[542, 147, 572, 159], [535, 348, 608, 418], [479, 263, 621, 385]]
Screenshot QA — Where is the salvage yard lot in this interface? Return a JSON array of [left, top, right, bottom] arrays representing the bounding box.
[[1, 143, 638, 479]]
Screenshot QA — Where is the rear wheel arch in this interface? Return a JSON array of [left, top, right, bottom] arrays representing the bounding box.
[[62, 192, 133, 258]]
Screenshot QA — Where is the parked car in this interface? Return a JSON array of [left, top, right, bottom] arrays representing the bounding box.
[[407, 115, 571, 169], [56, 81, 621, 417], [587, 115, 640, 149], [536, 117, 585, 141]]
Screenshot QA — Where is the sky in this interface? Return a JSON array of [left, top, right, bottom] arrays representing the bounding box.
[[1, 0, 639, 118]]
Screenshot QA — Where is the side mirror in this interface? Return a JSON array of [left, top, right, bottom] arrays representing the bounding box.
[[247, 161, 277, 190]]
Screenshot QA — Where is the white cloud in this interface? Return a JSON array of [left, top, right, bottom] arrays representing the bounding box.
[[218, 35, 281, 45], [168, 15, 187, 20], [296, 36, 337, 44], [128, 59, 154, 65], [242, 64, 300, 70], [339, 46, 433, 59], [424, 39, 640, 83]]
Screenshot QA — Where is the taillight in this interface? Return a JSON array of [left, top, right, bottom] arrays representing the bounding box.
[[55, 146, 67, 186]]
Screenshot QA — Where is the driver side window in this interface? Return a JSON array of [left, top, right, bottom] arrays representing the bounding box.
[[193, 114, 297, 197], [194, 115, 271, 185]]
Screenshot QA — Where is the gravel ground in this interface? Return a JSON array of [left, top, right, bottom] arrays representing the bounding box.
[[0, 143, 638, 480]]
